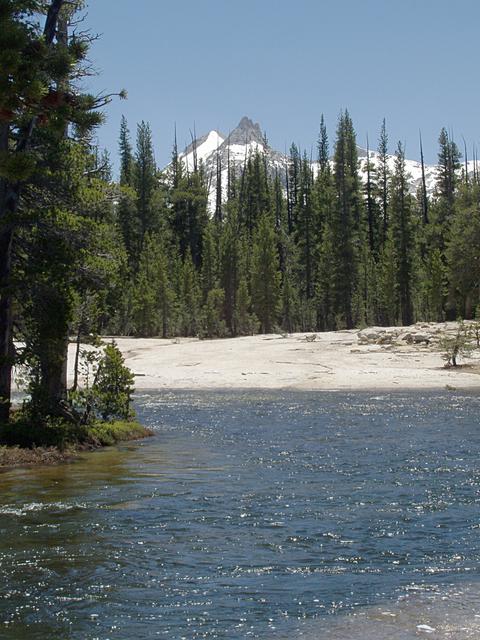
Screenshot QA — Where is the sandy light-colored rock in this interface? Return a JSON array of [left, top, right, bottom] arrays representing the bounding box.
[[55, 323, 480, 392]]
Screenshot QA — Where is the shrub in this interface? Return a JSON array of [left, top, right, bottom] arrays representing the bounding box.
[[71, 341, 135, 423], [439, 322, 473, 367]]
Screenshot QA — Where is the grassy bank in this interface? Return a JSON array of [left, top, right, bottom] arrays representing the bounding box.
[[0, 420, 153, 471]]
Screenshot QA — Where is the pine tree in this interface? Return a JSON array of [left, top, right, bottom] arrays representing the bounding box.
[[239, 151, 270, 235], [134, 121, 158, 246], [170, 161, 209, 267], [318, 115, 329, 175], [220, 205, 241, 334], [436, 127, 461, 223], [430, 127, 461, 255], [420, 248, 446, 321], [377, 119, 390, 243], [214, 151, 223, 224], [287, 143, 301, 232], [364, 135, 380, 255], [377, 230, 398, 325], [234, 277, 257, 335], [201, 288, 226, 338], [251, 215, 281, 333], [178, 254, 201, 336], [0, 0, 72, 422], [201, 223, 219, 300], [447, 182, 480, 318], [295, 153, 315, 301], [119, 115, 134, 187], [390, 142, 415, 326], [0, 1, 120, 423], [280, 259, 299, 332], [419, 131, 429, 224], [316, 221, 335, 330], [117, 116, 140, 263], [330, 110, 360, 328]]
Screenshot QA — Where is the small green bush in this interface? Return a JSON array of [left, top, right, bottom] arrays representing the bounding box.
[[439, 321, 473, 367], [71, 341, 135, 423], [86, 420, 150, 446]]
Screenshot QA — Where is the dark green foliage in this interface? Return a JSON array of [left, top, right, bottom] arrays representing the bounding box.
[[133, 233, 172, 337], [295, 153, 315, 300], [201, 288, 226, 338], [251, 215, 281, 333], [177, 254, 201, 336], [90, 342, 134, 421], [447, 182, 480, 318], [70, 341, 135, 424], [0, 413, 146, 450], [169, 158, 209, 267], [240, 151, 271, 235], [134, 121, 158, 245], [329, 110, 360, 328], [234, 277, 257, 336], [0, 413, 84, 449], [389, 142, 415, 325]]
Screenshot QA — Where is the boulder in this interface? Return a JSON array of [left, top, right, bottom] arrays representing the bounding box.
[[357, 328, 386, 344], [412, 333, 431, 344]]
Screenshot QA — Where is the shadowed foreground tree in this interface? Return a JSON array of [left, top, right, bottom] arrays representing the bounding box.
[[0, 0, 68, 423], [0, 1, 123, 424]]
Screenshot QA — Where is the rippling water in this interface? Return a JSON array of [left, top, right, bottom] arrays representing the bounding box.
[[1, 390, 480, 639]]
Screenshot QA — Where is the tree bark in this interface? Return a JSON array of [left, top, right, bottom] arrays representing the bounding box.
[[0, 124, 13, 423]]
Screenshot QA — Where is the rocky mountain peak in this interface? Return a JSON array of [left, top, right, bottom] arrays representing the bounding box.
[[226, 116, 265, 146]]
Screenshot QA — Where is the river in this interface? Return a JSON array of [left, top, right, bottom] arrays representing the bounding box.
[[1, 390, 479, 638]]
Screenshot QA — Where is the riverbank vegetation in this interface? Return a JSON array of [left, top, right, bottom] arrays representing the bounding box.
[[1, 1, 479, 448], [0, 420, 150, 469], [0, 1, 144, 449]]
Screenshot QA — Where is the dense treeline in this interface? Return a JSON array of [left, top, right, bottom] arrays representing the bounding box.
[[103, 111, 480, 340], [1, 0, 479, 428]]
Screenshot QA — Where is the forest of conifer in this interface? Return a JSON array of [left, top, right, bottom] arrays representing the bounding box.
[[110, 113, 479, 340], [1, 1, 480, 427]]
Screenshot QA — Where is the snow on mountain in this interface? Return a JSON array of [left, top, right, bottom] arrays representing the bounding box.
[[175, 116, 473, 212], [181, 130, 225, 173], [178, 116, 285, 210]]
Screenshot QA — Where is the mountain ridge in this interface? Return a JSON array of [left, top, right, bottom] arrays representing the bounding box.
[[175, 116, 474, 210]]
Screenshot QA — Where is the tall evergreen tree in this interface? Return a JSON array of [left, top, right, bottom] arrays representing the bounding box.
[[318, 115, 329, 175], [119, 115, 134, 187], [134, 121, 158, 247], [251, 215, 281, 333], [295, 153, 315, 301], [132, 233, 172, 337], [329, 110, 360, 328], [239, 151, 270, 235], [287, 143, 301, 233], [201, 222, 219, 300], [377, 118, 390, 243], [0, 0, 115, 422], [390, 142, 415, 326], [117, 117, 139, 262], [364, 135, 380, 255], [447, 181, 480, 318], [430, 128, 461, 258]]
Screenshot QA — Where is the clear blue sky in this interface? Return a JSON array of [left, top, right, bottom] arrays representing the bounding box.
[[82, 0, 479, 172]]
